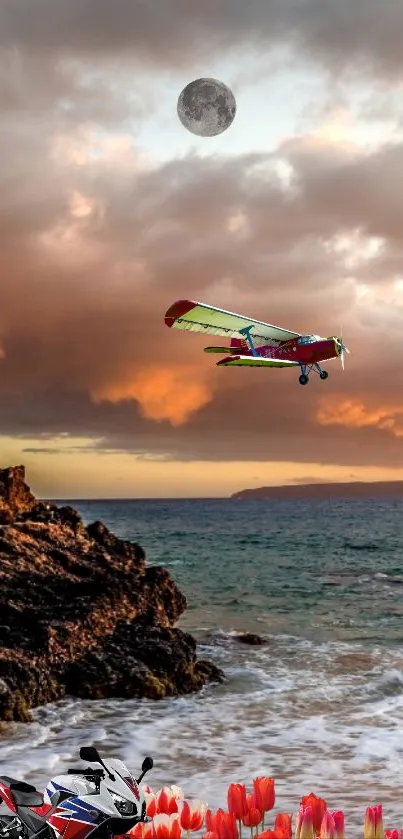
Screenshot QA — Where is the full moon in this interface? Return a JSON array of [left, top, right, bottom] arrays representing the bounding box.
[[177, 78, 236, 137]]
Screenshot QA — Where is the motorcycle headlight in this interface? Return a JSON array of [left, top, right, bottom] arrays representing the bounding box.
[[110, 793, 137, 816]]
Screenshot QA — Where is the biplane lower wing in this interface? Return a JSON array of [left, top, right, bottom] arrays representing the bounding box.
[[216, 355, 299, 368], [164, 299, 301, 346]]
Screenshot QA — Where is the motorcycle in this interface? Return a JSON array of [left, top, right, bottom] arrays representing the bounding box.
[[0, 746, 153, 839]]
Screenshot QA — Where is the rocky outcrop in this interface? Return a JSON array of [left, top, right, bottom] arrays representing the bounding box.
[[0, 466, 223, 722], [0, 465, 36, 523]]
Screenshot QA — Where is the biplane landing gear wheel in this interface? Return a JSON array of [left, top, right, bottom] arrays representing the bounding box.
[[299, 374, 309, 385], [319, 370, 329, 380]]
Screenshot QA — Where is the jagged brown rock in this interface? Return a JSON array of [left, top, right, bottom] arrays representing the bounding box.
[[0, 466, 223, 722], [236, 633, 266, 645], [0, 465, 36, 523]]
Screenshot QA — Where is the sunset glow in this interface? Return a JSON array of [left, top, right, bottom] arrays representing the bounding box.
[[1, 1, 403, 496]]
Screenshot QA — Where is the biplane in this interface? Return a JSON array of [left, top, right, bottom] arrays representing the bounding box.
[[164, 299, 350, 385]]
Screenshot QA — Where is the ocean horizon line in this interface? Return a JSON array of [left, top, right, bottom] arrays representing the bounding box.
[[41, 477, 403, 503]]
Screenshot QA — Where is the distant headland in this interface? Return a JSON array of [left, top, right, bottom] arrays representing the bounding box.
[[231, 481, 403, 500]]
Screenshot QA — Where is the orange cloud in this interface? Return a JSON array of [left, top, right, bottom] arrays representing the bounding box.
[[91, 364, 213, 426], [316, 397, 403, 436]]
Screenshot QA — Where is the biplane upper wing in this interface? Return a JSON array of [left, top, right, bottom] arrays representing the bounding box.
[[164, 300, 301, 346], [217, 355, 299, 368]]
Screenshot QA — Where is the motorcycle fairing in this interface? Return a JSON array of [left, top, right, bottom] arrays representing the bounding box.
[[47, 798, 108, 839], [0, 778, 44, 812], [0, 779, 18, 813]]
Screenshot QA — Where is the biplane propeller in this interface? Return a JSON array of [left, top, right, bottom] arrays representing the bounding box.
[[164, 299, 350, 386]]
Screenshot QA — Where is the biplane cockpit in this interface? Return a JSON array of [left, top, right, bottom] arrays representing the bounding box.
[[296, 335, 321, 345]]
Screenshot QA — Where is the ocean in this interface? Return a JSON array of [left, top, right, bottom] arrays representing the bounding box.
[[2, 498, 403, 833]]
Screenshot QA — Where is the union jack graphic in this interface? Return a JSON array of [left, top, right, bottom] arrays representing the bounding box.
[[123, 778, 140, 801], [48, 797, 108, 839]]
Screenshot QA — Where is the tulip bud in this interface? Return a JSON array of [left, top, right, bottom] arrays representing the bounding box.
[[253, 779, 275, 814], [364, 806, 384, 839], [242, 793, 262, 829], [329, 812, 344, 839], [274, 814, 292, 839], [320, 812, 335, 839], [152, 813, 182, 839], [301, 794, 327, 835], [145, 793, 158, 818], [227, 785, 248, 821], [156, 789, 180, 815], [296, 806, 314, 839], [177, 799, 207, 832]]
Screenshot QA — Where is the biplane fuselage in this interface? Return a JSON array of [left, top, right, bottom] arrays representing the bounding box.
[[226, 335, 342, 366], [164, 299, 350, 386]]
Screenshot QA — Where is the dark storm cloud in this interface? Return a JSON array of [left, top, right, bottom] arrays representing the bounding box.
[[0, 0, 402, 80], [7, 380, 403, 470]]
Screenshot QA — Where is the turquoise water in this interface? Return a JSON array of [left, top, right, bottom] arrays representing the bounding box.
[[1, 498, 403, 832], [70, 498, 403, 643]]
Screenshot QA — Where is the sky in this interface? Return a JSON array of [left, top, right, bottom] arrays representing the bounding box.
[[2, 0, 403, 498]]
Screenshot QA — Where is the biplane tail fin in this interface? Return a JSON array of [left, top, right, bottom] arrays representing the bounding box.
[[230, 336, 249, 353], [204, 337, 249, 355], [204, 344, 245, 354]]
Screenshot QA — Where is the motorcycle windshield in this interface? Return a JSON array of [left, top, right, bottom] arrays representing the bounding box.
[[107, 758, 134, 781], [71, 778, 99, 796]]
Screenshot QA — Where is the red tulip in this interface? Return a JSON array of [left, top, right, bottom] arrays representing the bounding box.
[[301, 795, 327, 835], [296, 806, 314, 839], [152, 814, 182, 839], [156, 789, 182, 815], [219, 814, 239, 839], [242, 794, 262, 828], [320, 812, 335, 839], [177, 800, 207, 832], [205, 811, 238, 839], [129, 824, 154, 839], [329, 812, 344, 839], [385, 831, 403, 839], [364, 806, 384, 839], [206, 810, 227, 834], [256, 816, 292, 839], [253, 779, 275, 814], [171, 787, 185, 801], [274, 814, 292, 839], [145, 794, 158, 818], [228, 785, 248, 821]]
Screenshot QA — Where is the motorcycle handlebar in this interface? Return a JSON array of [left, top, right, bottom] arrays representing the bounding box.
[[67, 768, 104, 776]]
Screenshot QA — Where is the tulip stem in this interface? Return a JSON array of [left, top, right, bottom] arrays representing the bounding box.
[[238, 820, 242, 839]]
